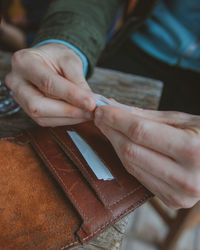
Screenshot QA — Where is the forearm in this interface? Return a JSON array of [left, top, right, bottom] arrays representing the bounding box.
[[0, 22, 26, 50], [33, 0, 121, 76]]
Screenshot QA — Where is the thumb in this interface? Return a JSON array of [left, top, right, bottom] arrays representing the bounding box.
[[35, 45, 90, 90], [59, 55, 90, 90]]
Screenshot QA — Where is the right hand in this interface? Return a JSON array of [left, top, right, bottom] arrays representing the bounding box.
[[5, 43, 96, 126]]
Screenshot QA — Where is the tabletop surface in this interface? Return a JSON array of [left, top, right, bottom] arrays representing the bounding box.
[[0, 50, 163, 249]]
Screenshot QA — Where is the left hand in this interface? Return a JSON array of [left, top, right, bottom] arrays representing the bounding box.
[[6, 43, 95, 127], [94, 105, 200, 209]]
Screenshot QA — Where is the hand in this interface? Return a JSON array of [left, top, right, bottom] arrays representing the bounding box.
[[94, 105, 200, 209], [5, 43, 96, 126]]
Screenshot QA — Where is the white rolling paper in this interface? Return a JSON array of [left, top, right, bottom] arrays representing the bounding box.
[[67, 130, 114, 181], [66, 94, 130, 181]]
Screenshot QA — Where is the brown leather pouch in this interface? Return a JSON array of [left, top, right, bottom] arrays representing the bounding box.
[[0, 122, 152, 249]]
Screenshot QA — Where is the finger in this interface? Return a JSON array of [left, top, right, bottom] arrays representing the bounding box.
[[109, 99, 200, 129], [14, 95, 88, 126], [58, 55, 90, 90], [33, 117, 86, 127], [130, 108, 200, 129], [35, 44, 90, 90], [95, 106, 191, 161], [13, 51, 95, 111], [97, 123, 200, 198], [12, 80, 93, 119], [96, 124, 198, 208], [128, 162, 198, 209]]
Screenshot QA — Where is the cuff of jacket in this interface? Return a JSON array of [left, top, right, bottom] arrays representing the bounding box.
[[33, 12, 106, 77], [34, 39, 88, 77]]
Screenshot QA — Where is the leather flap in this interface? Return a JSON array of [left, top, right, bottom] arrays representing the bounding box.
[[51, 123, 145, 207], [26, 122, 152, 244]]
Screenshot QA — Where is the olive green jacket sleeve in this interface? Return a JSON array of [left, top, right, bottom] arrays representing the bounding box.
[[33, 0, 121, 75]]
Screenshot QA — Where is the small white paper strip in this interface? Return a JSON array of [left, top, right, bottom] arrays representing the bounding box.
[[94, 94, 110, 107], [67, 131, 114, 181], [94, 93, 132, 111]]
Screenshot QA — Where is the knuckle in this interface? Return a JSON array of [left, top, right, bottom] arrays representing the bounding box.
[[121, 143, 136, 161], [109, 111, 117, 124], [40, 74, 54, 94], [128, 121, 146, 142], [27, 101, 40, 118], [12, 49, 28, 67], [181, 137, 200, 166]]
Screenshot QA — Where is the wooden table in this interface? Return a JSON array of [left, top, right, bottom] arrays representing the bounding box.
[[0, 50, 163, 249]]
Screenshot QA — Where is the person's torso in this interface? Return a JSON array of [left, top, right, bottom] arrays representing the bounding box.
[[131, 0, 200, 72]]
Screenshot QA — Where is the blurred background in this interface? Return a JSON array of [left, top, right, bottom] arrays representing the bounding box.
[[121, 198, 200, 250], [0, 0, 51, 51]]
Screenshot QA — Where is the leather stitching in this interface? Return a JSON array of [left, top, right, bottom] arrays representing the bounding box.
[[0, 136, 16, 141], [51, 130, 110, 209], [85, 185, 142, 226], [60, 240, 79, 250], [61, 194, 152, 249], [52, 129, 143, 208], [27, 131, 89, 222]]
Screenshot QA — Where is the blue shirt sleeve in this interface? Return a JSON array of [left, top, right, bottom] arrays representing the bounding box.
[[34, 39, 88, 76]]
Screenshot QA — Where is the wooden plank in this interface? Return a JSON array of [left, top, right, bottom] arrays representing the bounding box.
[[89, 68, 163, 109]]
